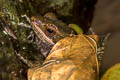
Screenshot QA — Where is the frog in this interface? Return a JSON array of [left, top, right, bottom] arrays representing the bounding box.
[[30, 12, 74, 57]]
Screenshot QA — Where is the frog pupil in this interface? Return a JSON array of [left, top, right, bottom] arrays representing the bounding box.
[[47, 29, 54, 33]]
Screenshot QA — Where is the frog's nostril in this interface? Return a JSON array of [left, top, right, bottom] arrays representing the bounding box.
[[34, 20, 40, 24], [34, 20, 45, 26]]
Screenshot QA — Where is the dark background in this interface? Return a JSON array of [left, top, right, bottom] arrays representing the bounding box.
[[92, 0, 120, 74]]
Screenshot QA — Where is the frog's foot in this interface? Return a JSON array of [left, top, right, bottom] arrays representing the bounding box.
[[97, 33, 111, 67], [88, 27, 111, 67]]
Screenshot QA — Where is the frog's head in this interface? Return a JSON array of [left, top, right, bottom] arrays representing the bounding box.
[[31, 15, 73, 45]]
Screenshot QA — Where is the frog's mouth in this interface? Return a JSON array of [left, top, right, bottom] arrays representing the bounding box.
[[31, 21, 55, 45]]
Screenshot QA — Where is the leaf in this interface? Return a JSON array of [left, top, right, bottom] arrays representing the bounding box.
[[69, 24, 83, 34], [27, 34, 99, 80]]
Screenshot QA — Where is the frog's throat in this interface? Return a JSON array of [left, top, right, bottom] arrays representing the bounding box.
[[32, 22, 55, 45]]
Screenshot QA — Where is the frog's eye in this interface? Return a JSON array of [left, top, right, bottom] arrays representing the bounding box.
[[46, 27, 56, 35], [45, 24, 57, 36], [47, 28, 54, 33]]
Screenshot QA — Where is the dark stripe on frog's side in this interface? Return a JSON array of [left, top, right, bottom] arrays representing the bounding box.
[[31, 20, 55, 45]]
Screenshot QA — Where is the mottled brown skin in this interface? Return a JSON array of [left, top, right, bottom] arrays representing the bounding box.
[[31, 13, 74, 57]]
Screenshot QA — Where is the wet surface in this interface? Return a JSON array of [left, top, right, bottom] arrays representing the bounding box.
[[91, 0, 120, 75]]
